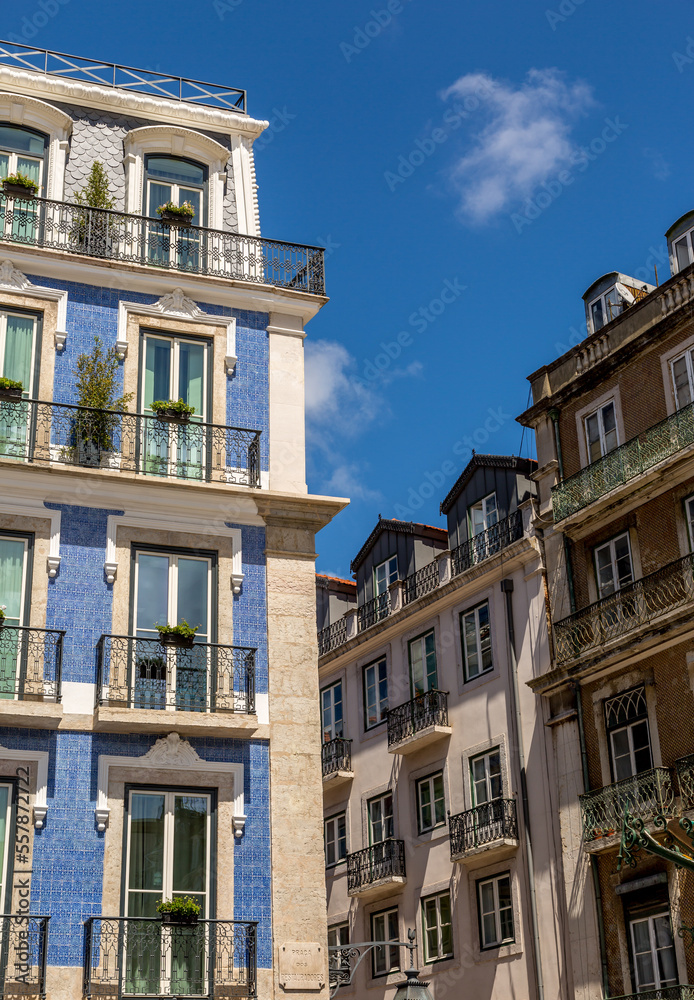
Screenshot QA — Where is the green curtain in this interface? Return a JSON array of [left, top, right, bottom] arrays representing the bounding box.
[[3, 314, 34, 390]]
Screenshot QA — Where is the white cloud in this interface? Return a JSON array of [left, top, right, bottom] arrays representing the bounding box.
[[305, 339, 380, 429], [321, 463, 384, 503], [441, 68, 593, 222]]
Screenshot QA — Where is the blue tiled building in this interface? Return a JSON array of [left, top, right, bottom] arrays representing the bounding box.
[[0, 41, 343, 1000]]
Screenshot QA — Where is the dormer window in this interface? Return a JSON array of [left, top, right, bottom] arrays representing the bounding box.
[[146, 156, 206, 269], [588, 286, 625, 333], [374, 556, 397, 596], [672, 226, 694, 274], [469, 493, 498, 538]]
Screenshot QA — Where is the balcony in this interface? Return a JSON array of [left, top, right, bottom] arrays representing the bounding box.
[[403, 560, 439, 604], [321, 737, 353, 787], [0, 915, 49, 999], [449, 799, 519, 862], [0, 192, 325, 294], [0, 626, 64, 726], [318, 618, 347, 657], [676, 754, 694, 811], [357, 592, 390, 632], [552, 403, 694, 522], [0, 398, 261, 487], [95, 635, 256, 736], [579, 767, 675, 846], [451, 510, 523, 578], [347, 840, 406, 898], [611, 988, 694, 1000], [84, 917, 257, 1000], [386, 690, 451, 755], [553, 553, 694, 665]]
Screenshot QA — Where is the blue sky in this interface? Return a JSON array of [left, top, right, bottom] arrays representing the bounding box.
[[8, 0, 694, 576]]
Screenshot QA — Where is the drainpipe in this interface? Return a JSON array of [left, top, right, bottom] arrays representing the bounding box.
[[574, 682, 610, 999], [501, 578, 544, 1000]]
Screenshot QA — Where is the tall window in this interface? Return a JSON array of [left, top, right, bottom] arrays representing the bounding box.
[[629, 911, 678, 993], [685, 495, 694, 551], [0, 783, 13, 911], [416, 772, 445, 834], [371, 908, 399, 977], [672, 227, 694, 274], [671, 347, 694, 409], [321, 680, 343, 741], [477, 873, 514, 949], [146, 156, 205, 269], [374, 556, 397, 596], [585, 401, 618, 463], [589, 287, 625, 333], [363, 658, 388, 729], [605, 687, 652, 781], [461, 602, 492, 681], [469, 493, 498, 537], [368, 792, 393, 844], [328, 924, 350, 973], [594, 533, 634, 599], [471, 750, 502, 805], [324, 813, 347, 867], [422, 891, 453, 963], [0, 311, 39, 459], [0, 124, 46, 241], [0, 534, 30, 699], [408, 631, 437, 697]]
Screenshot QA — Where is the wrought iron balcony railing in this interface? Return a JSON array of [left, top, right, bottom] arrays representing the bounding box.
[[386, 690, 449, 749], [610, 987, 694, 1000], [84, 917, 257, 1000], [357, 591, 391, 632], [553, 553, 694, 664], [449, 799, 518, 857], [403, 560, 439, 605], [321, 737, 352, 777], [97, 635, 256, 715], [451, 510, 523, 578], [676, 754, 694, 811], [347, 840, 406, 894], [318, 617, 348, 656], [0, 398, 261, 487], [552, 403, 694, 522], [579, 767, 675, 843], [0, 625, 63, 702], [0, 39, 247, 111], [0, 915, 49, 999], [0, 192, 325, 294]]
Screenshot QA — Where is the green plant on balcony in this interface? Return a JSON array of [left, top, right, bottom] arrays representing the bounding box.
[[3, 172, 38, 198], [0, 377, 23, 401], [68, 336, 133, 465], [71, 161, 118, 255], [156, 200, 195, 225], [156, 896, 201, 925], [150, 398, 195, 422], [155, 621, 199, 648]]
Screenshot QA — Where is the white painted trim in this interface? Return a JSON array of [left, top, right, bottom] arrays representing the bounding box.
[[117, 288, 236, 372], [0, 743, 48, 828], [0, 260, 68, 347], [0, 498, 61, 577], [96, 733, 245, 834]]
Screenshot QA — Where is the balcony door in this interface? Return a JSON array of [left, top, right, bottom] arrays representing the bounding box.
[[0, 124, 46, 244], [141, 333, 208, 480], [605, 687, 653, 783], [470, 749, 503, 843], [0, 310, 37, 460], [124, 790, 211, 996], [469, 492, 498, 562], [134, 551, 211, 711], [408, 631, 437, 697], [0, 535, 29, 699], [629, 911, 677, 993], [146, 156, 205, 271]]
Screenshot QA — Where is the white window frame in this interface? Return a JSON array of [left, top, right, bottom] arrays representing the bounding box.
[[0, 533, 29, 628], [324, 812, 347, 868], [328, 923, 350, 972], [408, 630, 437, 697], [321, 680, 344, 742], [370, 907, 400, 977], [416, 772, 446, 834], [629, 911, 678, 992], [0, 145, 44, 193], [374, 556, 397, 596], [141, 332, 209, 420], [368, 791, 394, 844], [470, 749, 502, 806], [0, 783, 13, 912], [670, 347, 694, 410], [461, 601, 492, 682], [421, 890, 453, 964], [588, 286, 625, 333], [469, 492, 498, 537], [584, 400, 619, 463], [605, 687, 653, 782], [477, 872, 514, 949], [363, 657, 388, 729], [671, 227, 694, 275], [593, 532, 634, 599], [0, 310, 38, 392]]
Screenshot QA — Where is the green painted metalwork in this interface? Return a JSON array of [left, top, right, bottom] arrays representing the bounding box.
[[580, 768, 675, 843], [677, 755, 694, 811], [608, 987, 694, 1000]]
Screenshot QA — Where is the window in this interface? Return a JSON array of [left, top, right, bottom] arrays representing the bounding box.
[[422, 891, 453, 963], [629, 912, 678, 992], [471, 750, 502, 805], [368, 792, 393, 844], [594, 533, 634, 599], [416, 772, 445, 834], [371, 908, 399, 977], [469, 493, 498, 537], [133, 549, 212, 710], [124, 789, 212, 995], [0, 124, 46, 241], [328, 923, 350, 973], [321, 680, 344, 741], [146, 155, 206, 269], [408, 631, 437, 697], [477, 873, 514, 949], [461, 602, 492, 681], [589, 286, 626, 333], [671, 347, 694, 409], [605, 687, 653, 781], [374, 556, 397, 596], [0, 310, 39, 460], [685, 495, 694, 550], [363, 658, 388, 729], [672, 226, 694, 274], [0, 534, 30, 699], [585, 401, 618, 463], [0, 783, 13, 911], [324, 813, 347, 867]]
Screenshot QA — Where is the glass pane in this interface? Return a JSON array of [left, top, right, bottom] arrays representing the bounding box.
[[418, 781, 432, 830], [0, 538, 25, 623], [0, 126, 44, 156], [478, 604, 492, 670], [631, 918, 651, 953], [365, 667, 377, 727], [145, 338, 172, 407], [178, 341, 205, 417], [635, 952, 655, 990], [602, 402, 618, 453], [611, 728, 633, 780], [176, 558, 208, 639], [3, 314, 35, 389], [675, 237, 691, 273], [128, 793, 165, 897], [16, 157, 41, 188], [482, 913, 496, 947], [672, 356, 692, 408], [596, 545, 616, 596], [586, 412, 601, 462], [425, 632, 437, 689], [433, 774, 446, 825], [180, 187, 202, 224], [0, 155, 7, 180], [470, 503, 485, 537], [485, 493, 498, 526], [136, 554, 170, 635], [148, 157, 205, 185], [591, 299, 604, 332], [374, 563, 386, 595], [480, 882, 494, 914], [410, 638, 424, 696], [464, 613, 479, 677], [173, 795, 208, 896], [614, 536, 633, 587], [378, 661, 388, 718], [148, 181, 172, 218], [0, 786, 9, 898], [332, 684, 343, 737]]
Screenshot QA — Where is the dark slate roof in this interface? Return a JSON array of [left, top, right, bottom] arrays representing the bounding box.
[[350, 518, 447, 575], [439, 454, 538, 516]]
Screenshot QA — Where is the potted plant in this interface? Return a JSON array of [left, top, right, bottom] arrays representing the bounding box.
[[71, 337, 133, 467], [150, 398, 195, 423], [71, 161, 118, 257], [0, 607, 6, 631], [155, 621, 199, 649], [156, 200, 195, 227], [156, 896, 201, 926], [0, 377, 23, 402], [3, 172, 39, 199]]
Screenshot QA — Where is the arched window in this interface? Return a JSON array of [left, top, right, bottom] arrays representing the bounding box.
[[0, 124, 48, 195], [144, 156, 206, 226]]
